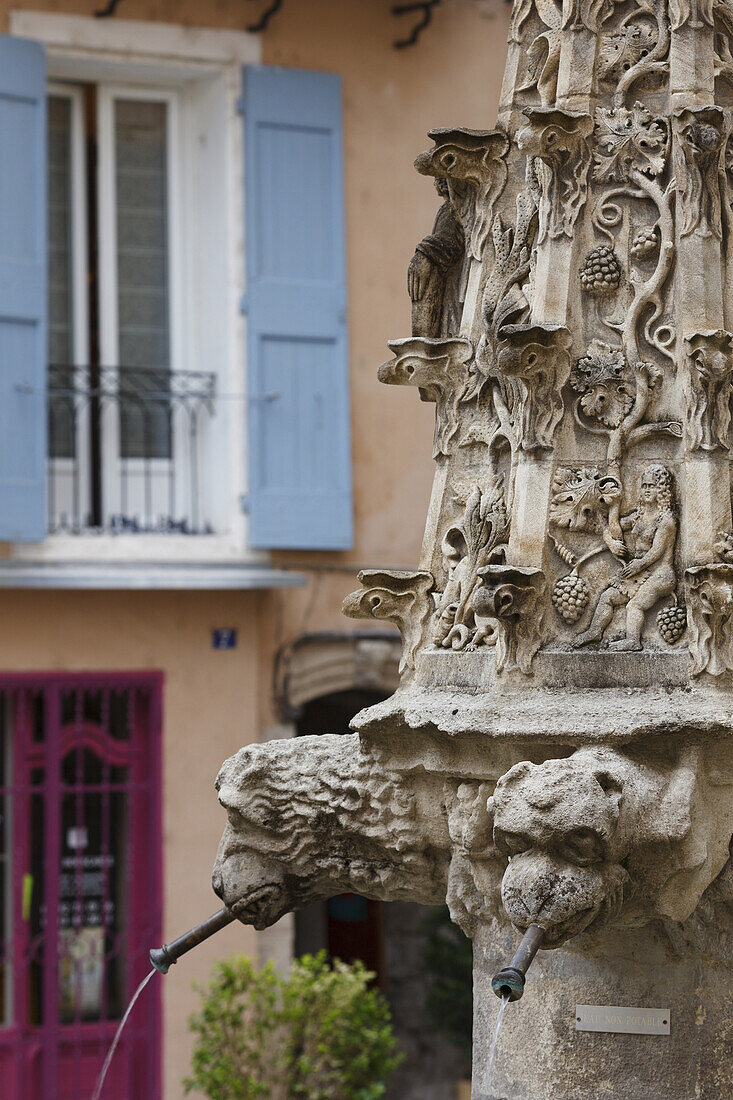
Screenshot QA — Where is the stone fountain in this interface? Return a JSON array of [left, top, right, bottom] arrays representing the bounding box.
[[211, 3, 733, 1096]]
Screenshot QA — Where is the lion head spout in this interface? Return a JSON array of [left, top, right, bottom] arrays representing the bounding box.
[[212, 734, 449, 927]]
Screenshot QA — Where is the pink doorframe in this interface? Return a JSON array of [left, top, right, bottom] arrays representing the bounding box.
[[0, 672, 163, 1099]]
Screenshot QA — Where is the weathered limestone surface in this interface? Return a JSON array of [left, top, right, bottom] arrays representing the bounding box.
[[214, 2, 733, 1095]]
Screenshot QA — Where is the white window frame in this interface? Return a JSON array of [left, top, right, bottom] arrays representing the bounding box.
[[9, 12, 262, 564], [47, 81, 92, 533]]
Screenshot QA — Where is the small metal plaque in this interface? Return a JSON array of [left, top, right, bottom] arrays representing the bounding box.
[[576, 1005, 670, 1035]]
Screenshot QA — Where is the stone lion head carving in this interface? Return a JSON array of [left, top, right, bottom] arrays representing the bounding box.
[[489, 744, 729, 947], [212, 734, 447, 928]]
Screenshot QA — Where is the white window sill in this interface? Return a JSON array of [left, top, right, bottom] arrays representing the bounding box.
[[0, 558, 304, 590], [10, 533, 265, 565]]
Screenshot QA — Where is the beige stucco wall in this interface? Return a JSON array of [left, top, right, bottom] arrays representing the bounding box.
[[0, 2, 511, 1096]]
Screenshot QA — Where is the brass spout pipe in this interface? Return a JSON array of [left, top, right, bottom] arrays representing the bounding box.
[[491, 923, 545, 1002], [150, 907, 235, 974]]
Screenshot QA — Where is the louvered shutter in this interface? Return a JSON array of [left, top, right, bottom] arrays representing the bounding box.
[[0, 35, 47, 541], [243, 66, 352, 550]]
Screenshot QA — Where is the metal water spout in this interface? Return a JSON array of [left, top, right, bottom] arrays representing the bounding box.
[[491, 924, 545, 1002], [149, 907, 235, 974]]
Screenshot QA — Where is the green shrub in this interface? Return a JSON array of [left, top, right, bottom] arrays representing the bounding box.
[[184, 951, 403, 1100]]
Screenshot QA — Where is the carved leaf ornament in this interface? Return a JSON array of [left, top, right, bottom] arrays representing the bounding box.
[[550, 467, 622, 531], [599, 23, 658, 86], [593, 103, 668, 182], [571, 342, 634, 428]]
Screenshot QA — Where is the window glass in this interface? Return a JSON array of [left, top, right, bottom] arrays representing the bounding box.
[[114, 99, 171, 460]]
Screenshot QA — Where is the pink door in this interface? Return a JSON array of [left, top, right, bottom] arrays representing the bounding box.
[[0, 673, 163, 1099]]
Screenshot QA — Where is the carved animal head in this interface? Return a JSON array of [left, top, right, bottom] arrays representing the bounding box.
[[378, 337, 473, 458], [489, 742, 724, 944], [678, 108, 725, 161], [685, 329, 733, 385], [414, 127, 509, 183], [517, 107, 593, 163], [491, 753, 628, 945], [377, 336, 473, 391], [213, 735, 441, 928]]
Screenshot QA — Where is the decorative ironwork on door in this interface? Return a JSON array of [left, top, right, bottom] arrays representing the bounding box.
[[0, 673, 162, 1099]]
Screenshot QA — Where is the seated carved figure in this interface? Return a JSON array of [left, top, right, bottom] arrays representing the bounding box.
[[573, 464, 677, 651], [490, 743, 729, 947], [212, 734, 449, 928]]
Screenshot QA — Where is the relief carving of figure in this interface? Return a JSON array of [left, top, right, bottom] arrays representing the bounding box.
[[573, 465, 677, 651], [408, 177, 464, 338], [431, 477, 509, 652]]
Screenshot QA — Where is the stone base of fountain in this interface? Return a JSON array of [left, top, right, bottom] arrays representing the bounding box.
[[473, 921, 733, 1100]]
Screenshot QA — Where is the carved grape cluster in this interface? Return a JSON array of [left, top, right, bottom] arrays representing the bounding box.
[[630, 224, 660, 259], [552, 572, 591, 624], [656, 603, 687, 645], [580, 246, 621, 296]]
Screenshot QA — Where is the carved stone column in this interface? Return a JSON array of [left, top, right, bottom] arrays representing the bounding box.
[[214, 4, 733, 1097]]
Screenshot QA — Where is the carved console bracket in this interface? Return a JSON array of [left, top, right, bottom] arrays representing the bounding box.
[[342, 568, 435, 673], [684, 330, 733, 452], [517, 108, 593, 241], [414, 127, 510, 263], [494, 323, 572, 450], [685, 563, 733, 676], [377, 336, 473, 457], [673, 106, 725, 240], [471, 564, 546, 673]]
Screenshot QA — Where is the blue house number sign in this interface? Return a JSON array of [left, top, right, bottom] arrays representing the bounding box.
[[212, 629, 238, 650]]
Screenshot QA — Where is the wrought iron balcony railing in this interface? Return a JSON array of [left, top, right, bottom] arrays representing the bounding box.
[[47, 365, 217, 536]]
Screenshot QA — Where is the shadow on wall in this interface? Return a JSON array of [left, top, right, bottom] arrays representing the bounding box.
[[295, 688, 470, 1100]]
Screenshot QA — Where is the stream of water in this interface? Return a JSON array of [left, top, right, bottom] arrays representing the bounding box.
[[91, 967, 158, 1100], [485, 991, 510, 1096]]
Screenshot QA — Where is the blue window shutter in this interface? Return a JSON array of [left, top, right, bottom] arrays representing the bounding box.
[[0, 35, 47, 541], [243, 66, 353, 550]]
